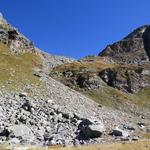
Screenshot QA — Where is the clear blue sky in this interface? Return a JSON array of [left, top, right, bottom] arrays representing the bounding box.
[[0, 0, 150, 59]]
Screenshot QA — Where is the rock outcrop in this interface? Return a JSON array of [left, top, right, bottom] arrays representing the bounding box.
[[99, 66, 150, 93], [0, 14, 35, 53], [77, 119, 105, 140]]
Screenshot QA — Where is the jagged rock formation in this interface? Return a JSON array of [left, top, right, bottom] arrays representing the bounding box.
[[99, 65, 150, 93], [0, 13, 35, 53]]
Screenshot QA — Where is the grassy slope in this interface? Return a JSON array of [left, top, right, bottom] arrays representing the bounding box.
[[52, 57, 114, 73], [84, 87, 150, 110], [50, 58, 150, 111], [0, 43, 42, 92]]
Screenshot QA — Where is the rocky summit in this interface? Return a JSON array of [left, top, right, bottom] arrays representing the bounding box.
[[0, 13, 150, 148], [99, 25, 150, 64]]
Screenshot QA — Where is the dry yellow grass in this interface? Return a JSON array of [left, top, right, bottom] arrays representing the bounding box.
[[28, 140, 150, 150], [0, 141, 145, 150], [52, 56, 143, 74], [0, 42, 43, 92], [82, 141, 150, 150], [52, 58, 114, 73]]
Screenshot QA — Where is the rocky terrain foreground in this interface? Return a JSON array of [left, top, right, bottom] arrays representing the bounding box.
[[0, 12, 150, 149]]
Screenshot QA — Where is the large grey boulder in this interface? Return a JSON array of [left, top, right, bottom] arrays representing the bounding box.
[[8, 125, 35, 142], [99, 67, 150, 94], [76, 74, 106, 90], [85, 123, 105, 138], [77, 119, 105, 139]]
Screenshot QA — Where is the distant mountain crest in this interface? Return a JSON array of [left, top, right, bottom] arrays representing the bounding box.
[[0, 12, 3, 19], [124, 25, 149, 39], [99, 25, 150, 64], [0, 12, 7, 25]]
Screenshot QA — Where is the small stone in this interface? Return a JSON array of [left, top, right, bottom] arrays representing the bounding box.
[[19, 92, 28, 97], [137, 123, 146, 128], [8, 138, 20, 144], [47, 99, 53, 104], [146, 129, 150, 132], [112, 128, 129, 137], [120, 137, 130, 141], [132, 136, 139, 141], [21, 100, 32, 112], [62, 113, 70, 119], [33, 72, 42, 78], [45, 126, 52, 133], [98, 104, 102, 108], [123, 125, 135, 131]]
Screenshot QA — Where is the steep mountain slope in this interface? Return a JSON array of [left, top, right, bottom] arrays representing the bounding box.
[[0, 12, 74, 71], [0, 13, 149, 147], [50, 26, 150, 116]]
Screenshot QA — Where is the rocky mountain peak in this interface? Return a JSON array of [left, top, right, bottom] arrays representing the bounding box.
[[143, 25, 150, 60], [0, 12, 4, 21], [0, 13, 75, 71], [124, 25, 149, 39], [0, 12, 3, 20], [99, 25, 150, 64], [0, 13, 35, 53], [0, 12, 8, 25]]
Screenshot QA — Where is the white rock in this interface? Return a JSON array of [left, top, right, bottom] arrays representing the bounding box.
[[8, 125, 35, 142], [19, 92, 28, 97], [112, 127, 129, 137]]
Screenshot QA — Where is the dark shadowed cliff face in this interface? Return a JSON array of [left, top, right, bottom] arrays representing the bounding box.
[[99, 25, 150, 64], [143, 26, 150, 60]]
